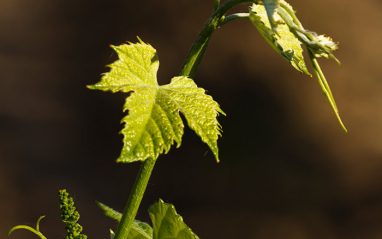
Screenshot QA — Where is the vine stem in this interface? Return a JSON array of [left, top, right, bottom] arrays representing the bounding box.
[[179, 0, 254, 77], [114, 157, 156, 239]]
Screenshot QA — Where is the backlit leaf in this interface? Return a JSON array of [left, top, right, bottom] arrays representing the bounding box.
[[88, 39, 223, 162]]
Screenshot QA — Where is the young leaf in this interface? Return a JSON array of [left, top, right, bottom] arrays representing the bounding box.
[[251, 0, 347, 132], [249, 2, 311, 75], [96, 201, 154, 239], [148, 199, 199, 239], [88, 39, 223, 163]]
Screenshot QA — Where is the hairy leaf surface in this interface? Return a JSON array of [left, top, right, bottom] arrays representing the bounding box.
[[149, 199, 199, 239], [250, 2, 310, 75], [88, 39, 223, 162]]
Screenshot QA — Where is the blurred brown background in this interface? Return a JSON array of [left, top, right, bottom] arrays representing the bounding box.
[[1, 0, 382, 238]]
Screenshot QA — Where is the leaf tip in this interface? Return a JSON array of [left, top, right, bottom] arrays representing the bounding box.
[[136, 36, 144, 44], [340, 120, 348, 133]]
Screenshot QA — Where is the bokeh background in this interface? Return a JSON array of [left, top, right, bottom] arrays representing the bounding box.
[[1, 0, 382, 238]]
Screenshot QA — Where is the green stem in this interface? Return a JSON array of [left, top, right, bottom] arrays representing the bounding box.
[[221, 13, 250, 26], [179, 0, 254, 77], [213, 0, 220, 12], [8, 225, 47, 239], [114, 157, 156, 239], [8, 216, 47, 239], [190, 12, 250, 78], [279, 2, 304, 29], [188, 36, 211, 79]]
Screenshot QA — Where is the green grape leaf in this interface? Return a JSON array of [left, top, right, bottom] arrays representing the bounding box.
[[88, 39, 223, 163], [249, 2, 311, 75], [96, 201, 153, 239], [148, 199, 199, 239]]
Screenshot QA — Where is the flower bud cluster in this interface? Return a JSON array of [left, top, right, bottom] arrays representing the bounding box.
[[58, 189, 87, 239]]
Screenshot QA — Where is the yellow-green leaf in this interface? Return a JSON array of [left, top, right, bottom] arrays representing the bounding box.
[[88, 39, 223, 162]]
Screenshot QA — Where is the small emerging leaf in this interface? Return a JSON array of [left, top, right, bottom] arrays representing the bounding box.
[[88, 39, 223, 162], [250, 2, 311, 75], [149, 199, 199, 239]]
